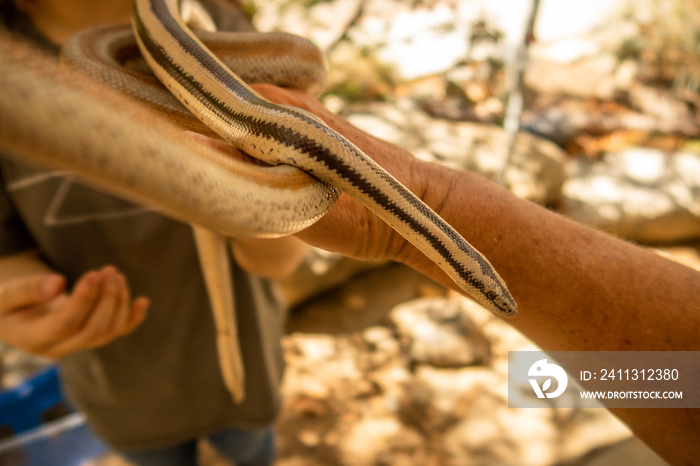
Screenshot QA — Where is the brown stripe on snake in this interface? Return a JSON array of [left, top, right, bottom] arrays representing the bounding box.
[[61, 28, 338, 197], [232, 110, 515, 309], [63, 25, 219, 136], [132, 0, 517, 316]]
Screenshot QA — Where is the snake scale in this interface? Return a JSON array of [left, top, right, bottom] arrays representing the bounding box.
[[0, 0, 516, 401], [125, 0, 517, 316]]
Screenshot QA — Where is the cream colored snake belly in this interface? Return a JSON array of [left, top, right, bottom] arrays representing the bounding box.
[[0, 0, 516, 402]]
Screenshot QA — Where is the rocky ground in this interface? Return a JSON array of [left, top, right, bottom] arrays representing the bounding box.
[[3, 0, 700, 464]]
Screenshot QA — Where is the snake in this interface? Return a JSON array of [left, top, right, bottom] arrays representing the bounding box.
[[123, 0, 517, 317], [0, 0, 517, 401]]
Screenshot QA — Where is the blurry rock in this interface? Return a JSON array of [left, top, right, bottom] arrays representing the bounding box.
[[523, 99, 700, 149], [608, 84, 700, 137], [399, 365, 502, 437], [288, 394, 330, 418], [390, 297, 491, 368], [346, 99, 566, 205], [279, 248, 384, 308], [287, 333, 337, 363], [442, 390, 558, 466], [339, 416, 423, 466], [285, 263, 444, 335], [362, 326, 401, 368], [563, 148, 700, 243], [525, 54, 620, 100], [298, 429, 322, 447], [441, 386, 632, 466], [625, 84, 693, 124]]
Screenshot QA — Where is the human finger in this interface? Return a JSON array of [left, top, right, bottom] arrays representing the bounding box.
[[49, 269, 149, 356], [0, 274, 65, 314], [45, 270, 103, 343], [53, 267, 125, 352], [121, 296, 150, 335], [109, 272, 132, 333], [101, 271, 149, 337]]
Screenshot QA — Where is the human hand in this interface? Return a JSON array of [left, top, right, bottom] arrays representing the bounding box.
[[196, 83, 438, 264], [0, 266, 149, 359]]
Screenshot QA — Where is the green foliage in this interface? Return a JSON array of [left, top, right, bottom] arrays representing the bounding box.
[[618, 0, 700, 90], [239, 0, 258, 18], [324, 45, 398, 103]]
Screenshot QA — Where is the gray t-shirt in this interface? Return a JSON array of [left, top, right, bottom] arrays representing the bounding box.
[[0, 1, 287, 450]]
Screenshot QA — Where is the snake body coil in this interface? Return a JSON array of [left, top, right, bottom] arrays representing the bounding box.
[[128, 0, 517, 317]]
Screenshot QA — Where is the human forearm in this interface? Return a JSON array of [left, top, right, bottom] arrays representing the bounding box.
[[403, 166, 700, 465], [257, 84, 700, 350], [220, 84, 700, 464], [311, 132, 700, 465], [229, 235, 309, 280], [397, 162, 700, 351]]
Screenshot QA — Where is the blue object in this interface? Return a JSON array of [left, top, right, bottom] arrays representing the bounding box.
[[0, 366, 67, 436], [0, 366, 108, 466]]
